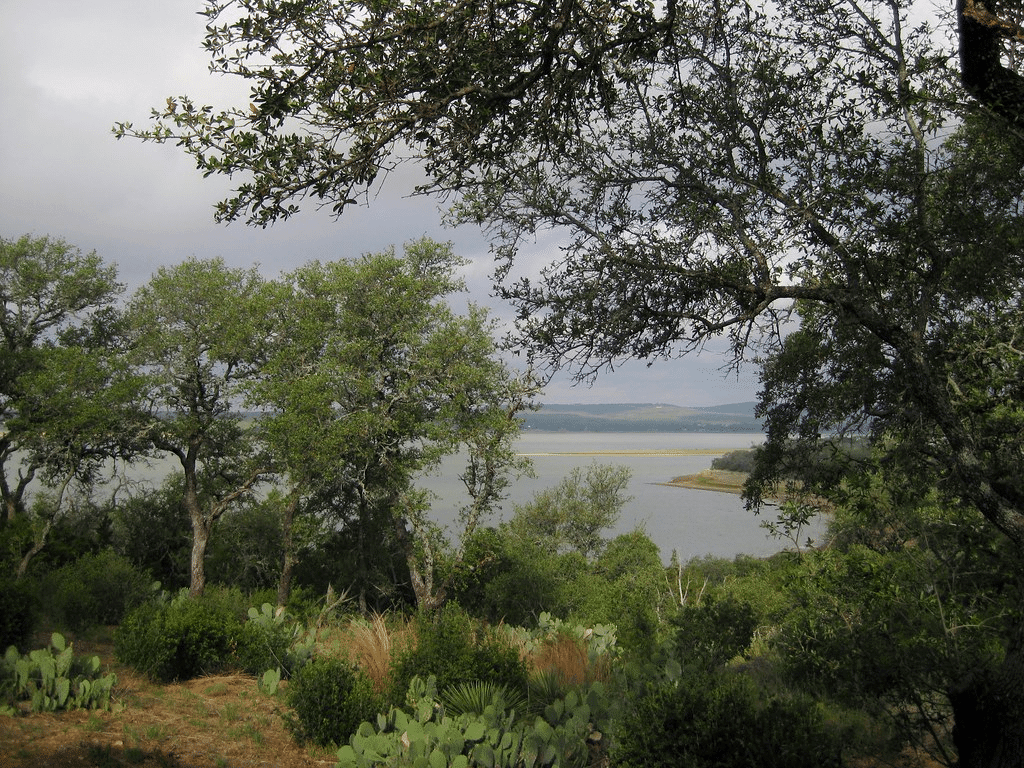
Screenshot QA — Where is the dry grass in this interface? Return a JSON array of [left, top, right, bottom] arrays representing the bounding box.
[[530, 632, 610, 688], [342, 613, 415, 693], [665, 468, 748, 493], [0, 631, 335, 768]]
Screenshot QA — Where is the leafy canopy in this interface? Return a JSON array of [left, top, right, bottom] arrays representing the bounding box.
[[116, 1, 1024, 552]]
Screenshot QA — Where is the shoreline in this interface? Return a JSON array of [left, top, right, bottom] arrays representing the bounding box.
[[660, 468, 748, 494], [516, 448, 739, 457]]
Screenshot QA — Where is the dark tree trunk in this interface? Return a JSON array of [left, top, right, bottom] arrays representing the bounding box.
[[950, 608, 1024, 768], [276, 494, 299, 609], [958, 0, 1024, 131]]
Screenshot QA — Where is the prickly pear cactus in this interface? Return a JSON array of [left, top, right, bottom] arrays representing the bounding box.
[[1, 633, 117, 715], [335, 674, 615, 768]]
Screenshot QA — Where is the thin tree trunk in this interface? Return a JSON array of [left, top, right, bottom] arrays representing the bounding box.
[[276, 493, 299, 609], [183, 453, 207, 598], [15, 470, 74, 579]]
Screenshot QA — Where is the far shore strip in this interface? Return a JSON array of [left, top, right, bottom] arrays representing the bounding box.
[[516, 448, 738, 456]]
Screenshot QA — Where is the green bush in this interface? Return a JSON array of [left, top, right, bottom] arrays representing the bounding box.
[[711, 448, 760, 474], [285, 656, 381, 747], [110, 480, 192, 591], [42, 549, 153, 633], [389, 603, 528, 707], [114, 595, 243, 682], [234, 603, 315, 679], [612, 669, 842, 768], [0, 577, 39, 653], [672, 595, 758, 670]]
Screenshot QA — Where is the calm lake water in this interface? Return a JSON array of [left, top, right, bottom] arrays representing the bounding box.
[[419, 432, 825, 563], [107, 431, 822, 564]]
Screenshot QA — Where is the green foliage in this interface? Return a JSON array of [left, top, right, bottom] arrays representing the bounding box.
[[710, 448, 760, 474], [612, 669, 842, 768], [0, 234, 125, 522], [508, 463, 631, 560], [0, 577, 39, 653], [114, 594, 243, 682], [390, 604, 528, 708], [336, 674, 616, 768], [285, 656, 381, 747], [250, 240, 535, 611], [672, 596, 758, 670], [41, 549, 153, 633], [110, 479, 192, 591], [1, 632, 116, 714], [206, 499, 285, 593], [235, 602, 315, 680], [576, 531, 665, 654], [452, 469, 646, 633]]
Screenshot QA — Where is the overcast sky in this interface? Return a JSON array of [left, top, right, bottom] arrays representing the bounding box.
[[0, 0, 761, 406]]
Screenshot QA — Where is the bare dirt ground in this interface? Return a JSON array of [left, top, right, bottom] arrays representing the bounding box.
[[0, 634, 334, 768]]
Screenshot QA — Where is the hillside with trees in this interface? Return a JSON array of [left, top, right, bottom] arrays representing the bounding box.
[[521, 403, 762, 432]]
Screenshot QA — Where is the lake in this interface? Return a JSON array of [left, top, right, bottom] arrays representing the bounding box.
[[108, 431, 822, 565], [418, 432, 826, 563]]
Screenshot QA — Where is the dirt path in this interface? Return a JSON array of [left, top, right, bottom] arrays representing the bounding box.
[[0, 635, 334, 768]]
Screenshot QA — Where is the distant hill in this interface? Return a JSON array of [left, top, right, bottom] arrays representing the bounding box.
[[521, 402, 762, 432]]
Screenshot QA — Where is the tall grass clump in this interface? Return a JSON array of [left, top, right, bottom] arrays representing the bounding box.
[[531, 630, 610, 689], [346, 612, 411, 693]]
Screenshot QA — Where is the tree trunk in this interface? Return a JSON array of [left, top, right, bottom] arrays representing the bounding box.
[[276, 494, 299, 609], [183, 456, 208, 598], [391, 506, 444, 613], [15, 470, 74, 579], [950, 610, 1024, 768], [188, 514, 210, 598]]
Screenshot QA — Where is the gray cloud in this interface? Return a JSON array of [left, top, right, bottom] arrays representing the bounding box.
[[0, 0, 761, 407]]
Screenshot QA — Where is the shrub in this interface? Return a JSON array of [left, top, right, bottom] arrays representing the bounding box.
[[612, 669, 842, 768], [0, 577, 39, 653], [285, 656, 380, 747], [234, 602, 315, 679], [711, 448, 760, 474], [672, 595, 758, 670], [389, 603, 528, 707], [114, 595, 243, 682], [42, 549, 153, 633], [205, 501, 284, 592], [110, 480, 191, 591]]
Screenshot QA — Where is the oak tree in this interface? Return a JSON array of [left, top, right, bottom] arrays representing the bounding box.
[[1, 234, 124, 524], [250, 240, 534, 611], [125, 258, 272, 597]]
